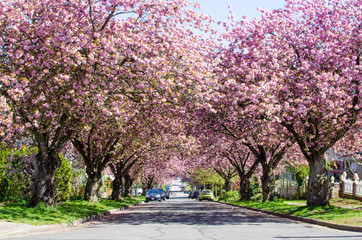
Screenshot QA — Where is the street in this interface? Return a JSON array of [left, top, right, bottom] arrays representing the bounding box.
[[6, 192, 362, 240]]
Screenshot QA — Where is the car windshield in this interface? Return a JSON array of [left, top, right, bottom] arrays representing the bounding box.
[[203, 191, 212, 194], [147, 190, 159, 194]]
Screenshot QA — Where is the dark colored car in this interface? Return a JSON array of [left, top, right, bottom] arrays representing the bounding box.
[[165, 190, 170, 199], [188, 190, 193, 198], [191, 190, 200, 199], [155, 188, 166, 200], [145, 189, 162, 202]]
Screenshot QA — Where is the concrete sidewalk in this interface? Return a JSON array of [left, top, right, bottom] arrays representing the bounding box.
[[0, 220, 80, 239]]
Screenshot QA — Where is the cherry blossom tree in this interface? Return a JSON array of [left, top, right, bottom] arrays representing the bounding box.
[[220, 141, 259, 200], [72, 118, 123, 202], [0, 0, 139, 206], [220, 0, 361, 206], [190, 75, 295, 202], [0, 0, 215, 206], [213, 157, 237, 192], [110, 142, 143, 200]]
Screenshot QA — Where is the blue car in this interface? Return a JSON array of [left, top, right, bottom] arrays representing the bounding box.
[[155, 188, 166, 200], [145, 189, 162, 202]]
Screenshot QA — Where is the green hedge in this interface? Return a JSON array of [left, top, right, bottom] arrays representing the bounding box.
[[55, 154, 73, 202]]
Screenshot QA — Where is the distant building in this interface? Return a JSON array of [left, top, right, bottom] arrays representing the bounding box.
[[326, 149, 362, 181]]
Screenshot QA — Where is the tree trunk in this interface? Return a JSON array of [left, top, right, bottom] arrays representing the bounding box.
[[123, 174, 133, 197], [29, 149, 61, 207], [146, 179, 154, 191], [84, 170, 102, 202], [239, 176, 251, 200], [261, 167, 275, 202], [307, 153, 330, 206], [224, 178, 232, 192], [111, 174, 123, 201], [142, 185, 147, 196]]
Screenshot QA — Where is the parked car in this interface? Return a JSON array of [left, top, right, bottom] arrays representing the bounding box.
[[145, 189, 162, 202], [191, 190, 200, 199], [165, 190, 170, 199], [188, 190, 193, 198], [155, 188, 166, 200], [199, 189, 214, 201]]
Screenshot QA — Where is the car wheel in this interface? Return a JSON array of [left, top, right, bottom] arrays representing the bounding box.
[[199, 199, 202, 201]]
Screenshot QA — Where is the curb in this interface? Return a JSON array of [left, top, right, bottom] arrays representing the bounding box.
[[218, 201, 362, 233], [0, 202, 144, 239], [71, 202, 143, 226]]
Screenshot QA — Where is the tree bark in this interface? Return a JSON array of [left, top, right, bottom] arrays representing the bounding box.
[[29, 149, 61, 207], [146, 177, 155, 191], [28, 114, 71, 207], [239, 176, 252, 200], [123, 173, 133, 197], [224, 178, 232, 192], [307, 153, 330, 206], [142, 185, 147, 196], [280, 120, 352, 206], [109, 152, 138, 200], [84, 169, 102, 202], [222, 148, 259, 201], [261, 167, 275, 202], [111, 173, 123, 201], [72, 135, 119, 202], [244, 143, 286, 203], [215, 167, 236, 192]]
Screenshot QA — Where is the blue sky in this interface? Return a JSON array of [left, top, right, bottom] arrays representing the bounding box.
[[189, 0, 286, 22]]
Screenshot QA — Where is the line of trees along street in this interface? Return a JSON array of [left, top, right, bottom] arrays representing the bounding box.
[[0, 0, 361, 207]]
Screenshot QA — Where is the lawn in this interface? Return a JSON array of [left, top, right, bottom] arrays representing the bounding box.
[[0, 197, 145, 225], [224, 198, 362, 226]]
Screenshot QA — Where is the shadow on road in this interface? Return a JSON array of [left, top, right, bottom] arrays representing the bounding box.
[[94, 197, 301, 226]]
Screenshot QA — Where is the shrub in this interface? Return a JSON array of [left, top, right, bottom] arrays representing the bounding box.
[[0, 145, 11, 201], [220, 190, 239, 202], [250, 176, 262, 198], [4, 147, 36, 202], [0, 175, 9, 202], [55, 154, 73, 202]]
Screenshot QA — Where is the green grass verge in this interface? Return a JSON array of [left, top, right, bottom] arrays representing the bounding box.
[[0, 197, 145, 226], [225, 199, 362, 226]]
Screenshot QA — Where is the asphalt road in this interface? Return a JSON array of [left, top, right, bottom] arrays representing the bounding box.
[[7, 192, 362, 240]]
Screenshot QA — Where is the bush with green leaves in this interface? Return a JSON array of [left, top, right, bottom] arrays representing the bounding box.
[[0, 145, 11, 201], [250, 176, 262, 200], [55, 154, 73, 202], [0, 175, 9, 202], [220, 190, 240, 202], [1, 146, 36, 202]]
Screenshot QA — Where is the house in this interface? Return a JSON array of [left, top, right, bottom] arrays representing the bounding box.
[[326, 149, 362, 181]]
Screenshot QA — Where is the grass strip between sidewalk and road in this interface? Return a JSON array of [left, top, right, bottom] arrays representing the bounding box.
[[0, 197, 145, 226], [221, 198, 362, 226]]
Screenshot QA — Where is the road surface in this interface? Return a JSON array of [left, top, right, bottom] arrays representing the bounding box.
[[6, 192, 362, 240]]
